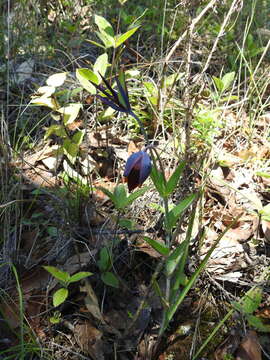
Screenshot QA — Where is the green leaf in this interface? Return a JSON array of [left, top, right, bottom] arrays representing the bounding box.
[[50, 315, 61, 324], [256, 171, 270, 179], [46, 72, 67, 87], [167, 194, 196, 230], [221, 72, 235, 92], [143, 236, 169, 256], [98, 106, 115, 121], [58, 103, 81, 125], [164, 72, 183, 87], [94, 15, 114, 37], [115, 26, 139, 48], [118, 218, 136, 230], [62, 160, 88, 185], [44, 125, 67, 140], [53, 288, 68, 307], [150, 166, 167, 197], [69, 272, 92, 283], [76, 68, 99, 94], [246, 315, 270, 332], [47, 226, 58, 237], [165, 240, 186, 276], [72, 129, 85, 145], [30, 96, 58, 109], [93, 53, 108, 82], [43, 266, 70, 283], [125, 186, 150, 207], [165, 162, 185, 196], [241, 287, 262, 314], [166, 194, 196, 230], [85, 39, 106, 49], [213, 76, 224, 92], [113, 184, 127, 210], [63, 139, 79, 161], [259, 204, 270, 222], [101, 271, 119, 288], [96, 30, 115, 48], [97, 247, 110, 272], [35, 86, 56, 97], [97, 186, 116, 204]]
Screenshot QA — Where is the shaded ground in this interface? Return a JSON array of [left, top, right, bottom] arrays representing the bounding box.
[[1, 1, 270, 359]]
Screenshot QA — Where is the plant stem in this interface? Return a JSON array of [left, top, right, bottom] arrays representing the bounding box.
[[130, 111, 149, 145]]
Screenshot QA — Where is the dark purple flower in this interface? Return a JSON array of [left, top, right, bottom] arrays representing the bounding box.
[[123, 151, 152, 192], [90, 71, 132, 115]]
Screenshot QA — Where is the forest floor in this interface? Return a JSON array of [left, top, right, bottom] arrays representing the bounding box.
[[1, 1, 270, 360]]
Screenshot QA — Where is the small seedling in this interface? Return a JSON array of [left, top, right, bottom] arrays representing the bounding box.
[[43, 266, 92, 323]]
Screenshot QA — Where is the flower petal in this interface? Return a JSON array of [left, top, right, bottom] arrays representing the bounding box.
[[123, 151, 144, 177], [139, 152, 152, 184], [127, 167, 141, 192], [96, 95, 125, 112]]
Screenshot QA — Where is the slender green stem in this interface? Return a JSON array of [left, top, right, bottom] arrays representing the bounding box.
[[12, 264, 25, 360], [130, 111, 149, 145]]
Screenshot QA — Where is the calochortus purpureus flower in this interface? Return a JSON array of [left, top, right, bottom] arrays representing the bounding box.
[[91, 69, 149, 144], [91, 69, 151, 191], [123, 150, 152, 192]]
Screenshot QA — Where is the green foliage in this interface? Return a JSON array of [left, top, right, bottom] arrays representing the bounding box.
[[143, 236, 169, 256], [43, 266, 92, 321], [97, 247, 119, 288], [233, 287, 270, 332], [88, 14, 140, 49], [98, 184, 150, 211], [150, 162, 185, 198]]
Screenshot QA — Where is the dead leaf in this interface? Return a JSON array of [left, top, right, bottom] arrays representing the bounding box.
[[214, 330, 241, 360], [80, 278, 105, 324], [236, 330, 262, 360], [262, 220, 270, 243], [74, 320, 104, 360], [128, 140, 141, 155]]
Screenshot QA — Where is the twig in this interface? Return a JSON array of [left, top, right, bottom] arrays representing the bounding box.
[[164, 0, 219, 66]]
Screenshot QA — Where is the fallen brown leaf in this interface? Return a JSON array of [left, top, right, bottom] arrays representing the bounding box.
[[74, 320, 104, 360], [236, 330, 262, 360]]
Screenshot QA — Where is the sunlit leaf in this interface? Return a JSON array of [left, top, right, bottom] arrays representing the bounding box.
[[113, 184, 127, 210], [30, 96, 58, 109], [166, 194, 196, 230], [76, 68, 99, 94], [72, 129, 85, 145], [165, 162, 185, 196], [43, 266, 70, 283], [93, 53, 109, 82], [62, 160, 87, 184], [63, 139, 79, 161], [53, 288, 68, 307], [96, 30, 115, 48], [143, 236, 169, 256], [35, 86, 55, 97], [46, 72, 67, 87], [44, 125, 67, 140], [165, 240, 186, 276], [94, 15, 114, 37], [221, 71, 235, 92], [115, 26, 139, 48], [69, 272, 92, 283], [58, 103, 81, 125]]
